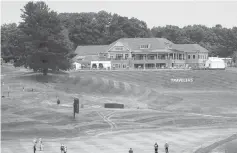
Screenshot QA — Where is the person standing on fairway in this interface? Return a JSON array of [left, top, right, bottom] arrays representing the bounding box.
[[164, 142, 169, 153], [57, 98, 60, 105], [61, 144, 64, 153], [154, 142, 158, 153], [39, 138, 43, 151], [64, 146, 67, 153], [129, 148, 133, 153], [33, 138, 38, 153], [33, 142, 37, 153], [8, 86, 10, 97]]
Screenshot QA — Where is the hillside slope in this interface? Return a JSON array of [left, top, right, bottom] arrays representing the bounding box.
[[1, 66, 237, 153]]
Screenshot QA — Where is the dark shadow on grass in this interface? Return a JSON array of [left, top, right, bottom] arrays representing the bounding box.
[[22, 69, 69, 75], [15, 72, 70, 84]]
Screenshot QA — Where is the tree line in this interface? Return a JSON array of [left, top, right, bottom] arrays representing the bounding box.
[[1, 1, 237, 75]]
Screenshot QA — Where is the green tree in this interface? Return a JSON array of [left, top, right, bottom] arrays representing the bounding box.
[[232, 51, 237, 66], [151, 24, 237, 58], [16, 1, 73, 75], [1, 23, 25, 63], [184, 25, 205, 43], [63, 11, 150, 46]]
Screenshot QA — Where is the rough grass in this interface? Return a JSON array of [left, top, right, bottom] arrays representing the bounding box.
[[195, 134, 237, 153], [1, 65, 237, 153], [71, 70, 237, 91]]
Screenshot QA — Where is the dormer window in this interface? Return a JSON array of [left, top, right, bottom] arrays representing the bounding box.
[[140, 44, 150, 49], [165, 43, 172, 49]]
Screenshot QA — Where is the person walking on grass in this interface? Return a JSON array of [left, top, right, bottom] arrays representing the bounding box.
[[33, 143, 36, 153], [33, 138, 38, 153], [154, 142, 158, 153], [164, 142, 169, 153], [39, 138, 43, 151], [64, 146, 67, 153], [57, 98, 61, 105], [61, 144, 64, 153]]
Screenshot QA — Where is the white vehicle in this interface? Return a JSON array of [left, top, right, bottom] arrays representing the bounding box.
[[205, 57, 226, 70]]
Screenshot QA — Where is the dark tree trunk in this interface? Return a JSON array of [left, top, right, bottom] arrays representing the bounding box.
[[43, 68, 48, 75]]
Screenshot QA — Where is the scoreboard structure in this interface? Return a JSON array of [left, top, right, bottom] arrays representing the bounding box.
[[73, 98, 79, 118]]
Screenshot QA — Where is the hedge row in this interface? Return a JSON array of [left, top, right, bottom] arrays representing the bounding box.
[[104, 103, 124, 109]]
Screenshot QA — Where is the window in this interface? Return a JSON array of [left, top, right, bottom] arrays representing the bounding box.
[[113, 64, 119, 68], [123, 64, 127, 68], [166, 44, 172, 49], [99, 63, 103, 69], [110, 56, 114, 59], [198, 55, 200, 59], [188, 55, 191, 59], [193, 55, 195, 59], [125, 54, 129, 59], [116, 54, 123, 60], [140, 44, 150, 49], [148, 55, 155, 60], [92, 63, 97, 69]]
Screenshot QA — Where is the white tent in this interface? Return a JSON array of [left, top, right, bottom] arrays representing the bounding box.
[[205, 57, 225, 70]]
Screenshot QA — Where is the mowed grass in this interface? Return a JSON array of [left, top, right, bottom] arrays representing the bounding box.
[[1, 65, 237, 153], [66, 70, 237, 115], [71, 70, 237, 91], [210, 140, 237, 153], [224, 139, 237, 153], [203, 134, 237, 153]]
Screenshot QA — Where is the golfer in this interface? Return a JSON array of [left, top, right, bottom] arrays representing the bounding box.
[[61, 144, 64, 153], [33, 143, 37, 153], [154, 142, 158, 153], [164, 142, 169, 153], [39, 138, 43, 151], [64, 146, 67, 153]]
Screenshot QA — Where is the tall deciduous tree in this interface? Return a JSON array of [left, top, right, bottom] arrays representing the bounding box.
[[61, 11, 150, 46], [2, 5, 237, 63], [232, 51, 237, 66], [16, 1, 73, 75]]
